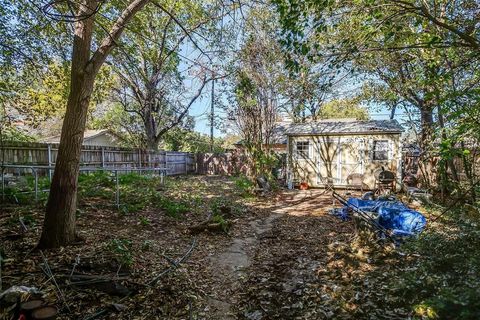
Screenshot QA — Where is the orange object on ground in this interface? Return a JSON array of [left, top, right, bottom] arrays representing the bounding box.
[[299, 182, 309, 190]]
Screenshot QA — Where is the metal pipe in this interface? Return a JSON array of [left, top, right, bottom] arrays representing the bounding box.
[[115, 170, 119, 208], [0, 165, 169, 206], [1, 167, 5, 202], [34, 168, 38, 202], [47, 144, 52, 181]]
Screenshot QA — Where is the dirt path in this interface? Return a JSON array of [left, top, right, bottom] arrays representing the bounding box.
[[205, 213, 282, 318], [203, 190, 355, 319]]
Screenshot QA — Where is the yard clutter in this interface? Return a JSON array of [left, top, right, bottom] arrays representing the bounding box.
[[0, 286, 58, 320], [331, 192, 426, 239]]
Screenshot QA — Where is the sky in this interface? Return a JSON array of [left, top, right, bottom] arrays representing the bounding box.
[[186, 74, 418, 138], [174, 8, 419, 139]]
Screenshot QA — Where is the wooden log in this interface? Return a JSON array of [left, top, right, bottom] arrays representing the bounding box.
[[189, 221, 229, 234]]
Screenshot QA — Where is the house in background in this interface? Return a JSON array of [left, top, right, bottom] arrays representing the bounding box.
[[43, 129, 121, 148], [286, 119, 404, 189]]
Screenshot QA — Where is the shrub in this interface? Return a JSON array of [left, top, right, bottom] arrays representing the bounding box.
[[78, 171, 114, 199], [2, 176, 50, 204], [233, 175, 255, 197]]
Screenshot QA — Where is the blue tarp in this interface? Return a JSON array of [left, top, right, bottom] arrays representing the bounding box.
[[331, 198, 427, 237]]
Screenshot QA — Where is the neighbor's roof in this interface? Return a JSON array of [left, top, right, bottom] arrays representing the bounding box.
[[285, 119, 404, 136], [43, 129, 110, 143], [234, 122, 289, 145]]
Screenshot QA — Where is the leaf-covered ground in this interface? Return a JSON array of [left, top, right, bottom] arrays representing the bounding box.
[[1, 174, 480, 319]]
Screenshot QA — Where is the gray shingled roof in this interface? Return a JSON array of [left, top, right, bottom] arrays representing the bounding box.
[[270, 122, 289, 144], [285, 120, 404, 136]]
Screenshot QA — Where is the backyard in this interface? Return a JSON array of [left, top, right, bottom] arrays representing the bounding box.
[[1, 0, 480, 319], [1, 173, 479, 319]]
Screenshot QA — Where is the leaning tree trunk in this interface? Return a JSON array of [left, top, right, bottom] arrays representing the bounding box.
[[38, 0, 150, 249], [39, 75, 96, 248], [38, 4, 97, 248]]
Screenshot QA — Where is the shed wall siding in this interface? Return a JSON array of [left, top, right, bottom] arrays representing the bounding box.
[[288, 133, 402, 189]]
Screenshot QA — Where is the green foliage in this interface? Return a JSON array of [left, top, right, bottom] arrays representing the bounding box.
[[211, 214, 229, 233], [387, 217, 480, 319], [90, 104, 146, 148], [138, 216, 151, 226], [11, 62, 116, 131], [0, 125, 37, 142], [108, 238, 134, 267], [141, 240, 153, 251], [318, 98, 369, 120], [253, 151, 279, 179], [2, 171, 196, 220], [78, 171, 115, 199], [162, 127, 225, 153], [332, 204, 480, 319], [209, 198, 232, 232], [157, 197, 190, 219], [273, 0, 480, 192], [93, 0, 227, 150], [118, 172, 151, 185], [233, 175, 255, 197], [2, 175, 50, 204]]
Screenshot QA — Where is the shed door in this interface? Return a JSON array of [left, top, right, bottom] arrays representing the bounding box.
[[316, 138, 364, 185], [339, 138, 364, 184], [316, 137, 341, 184]]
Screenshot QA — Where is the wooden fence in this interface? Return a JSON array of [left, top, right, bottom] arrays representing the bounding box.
[[402, 147, 479, 187], [0, 141, 195, 176], [196, 151, 251, 176]]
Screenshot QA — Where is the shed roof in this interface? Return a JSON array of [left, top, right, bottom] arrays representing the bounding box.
[[285, 119, 404, 136]]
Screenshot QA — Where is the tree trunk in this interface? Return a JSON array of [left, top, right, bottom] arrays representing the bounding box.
[[38, 0, 150, 248], [418, 105, 435, 188], [144, 109, 158, 151], [420, 107, 434, 144], [38, 1, 97, 248]]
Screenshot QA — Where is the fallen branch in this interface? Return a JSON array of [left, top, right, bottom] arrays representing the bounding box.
[[82, 238, 197, 320], [189, 221, 227, 234], [19, 217, 28, 232], [147, 237, 197, 286]]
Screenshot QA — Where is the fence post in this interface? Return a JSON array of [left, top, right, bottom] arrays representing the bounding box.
[[1, 167, 5, 202], [101, 147, 105, 168], [115, 170, 119, 208], [33, 168, 38, 202], [138, 149, 142, 168], [185, 154, 188, 174], [165, 152, 168, 173], [47, 144, 52, 181]]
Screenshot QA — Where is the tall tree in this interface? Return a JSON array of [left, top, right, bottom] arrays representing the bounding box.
[[110, 1, 223, 150], [225, 7, 286, 178], [38, 0, 150, 248]]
